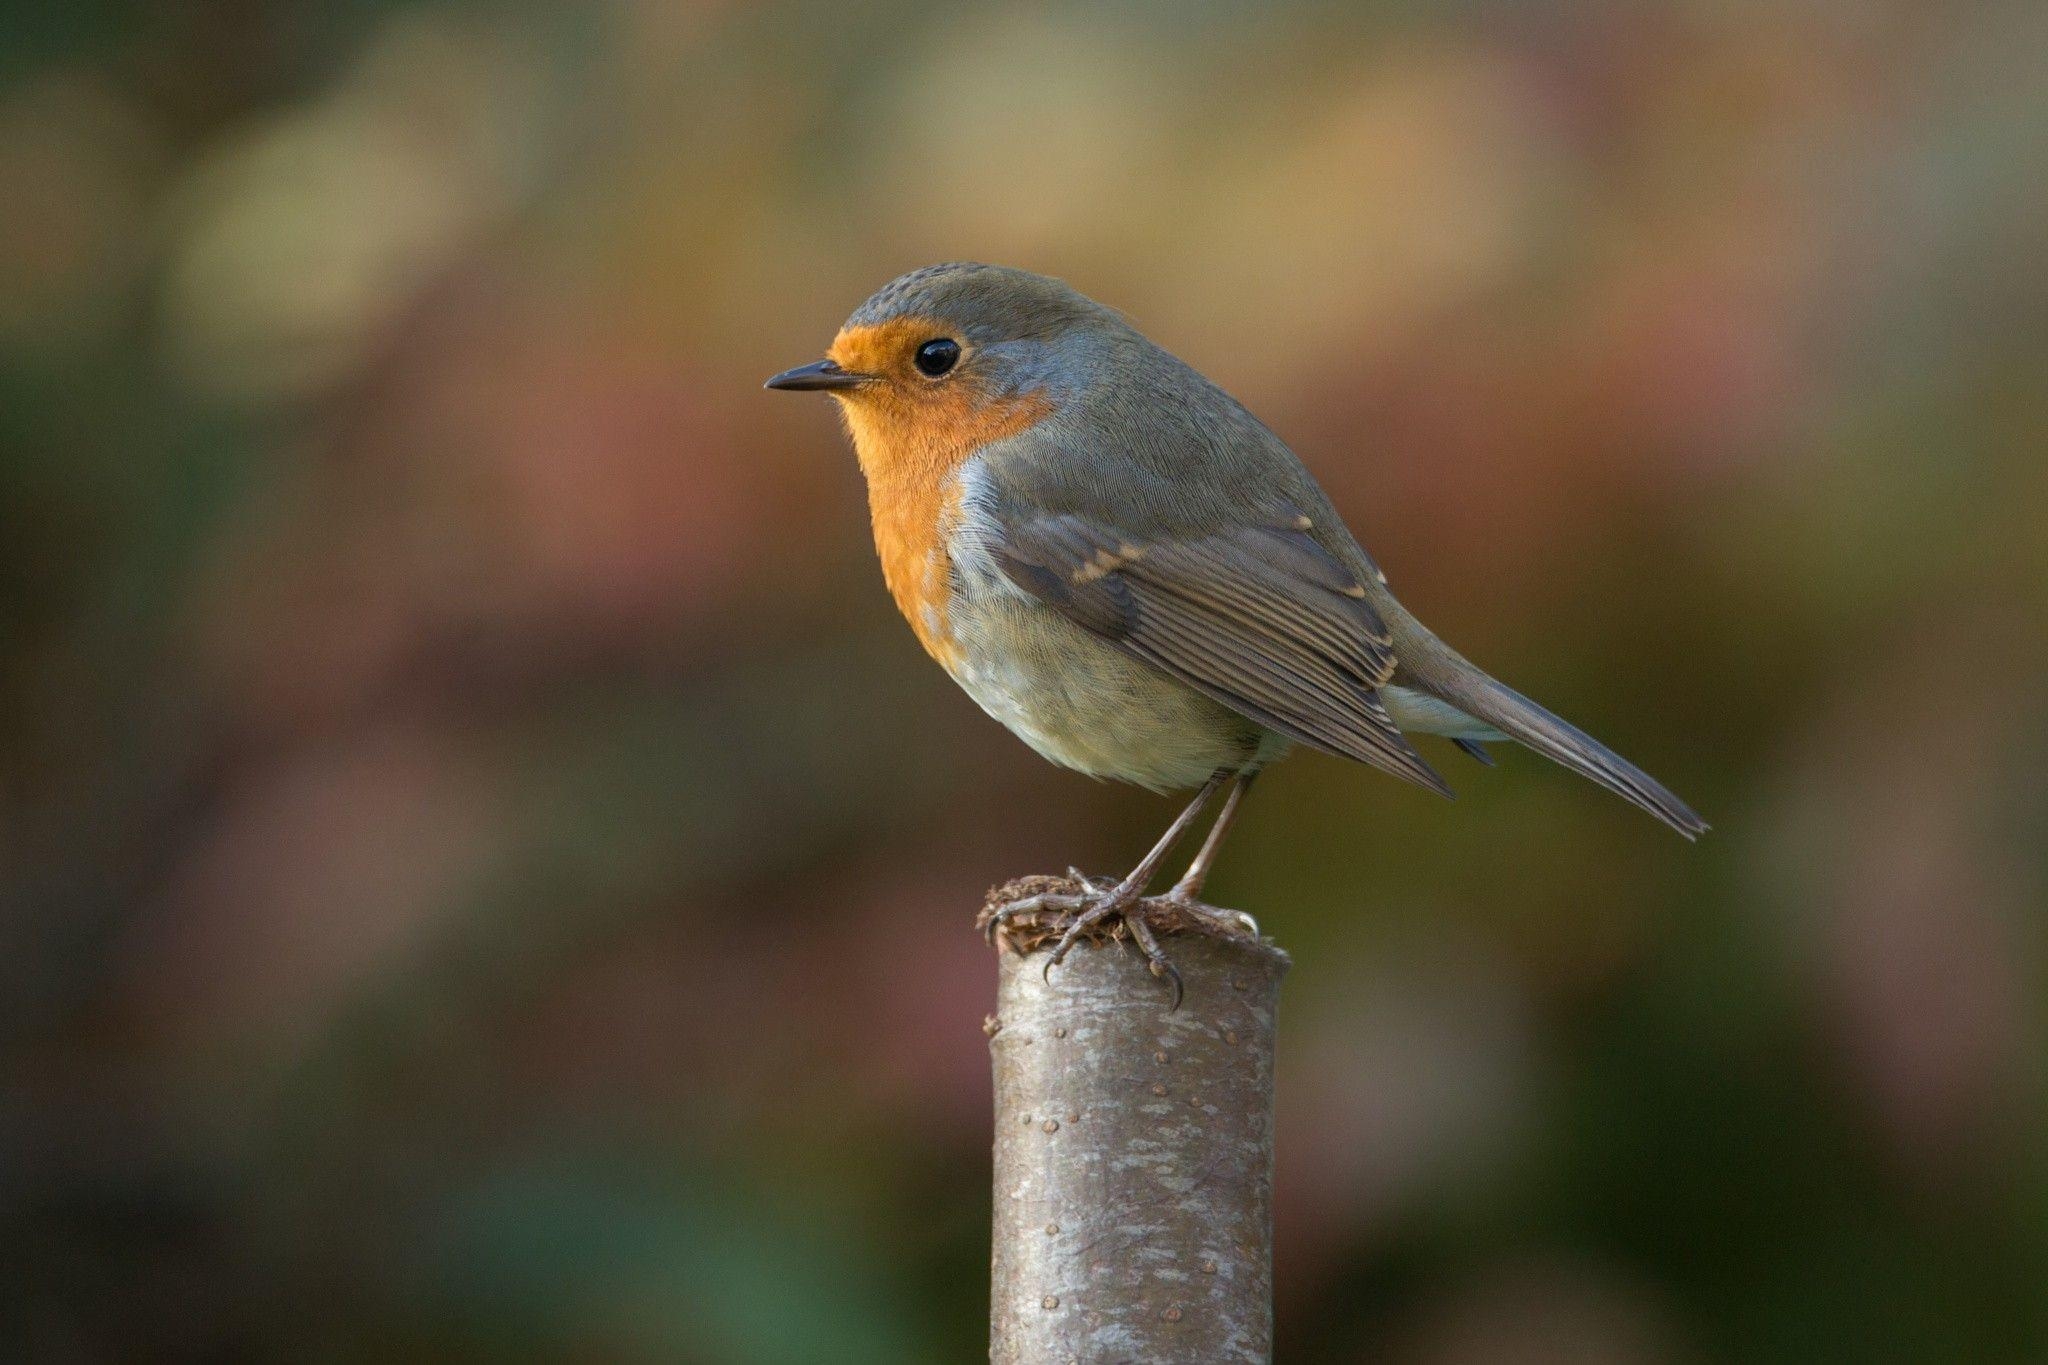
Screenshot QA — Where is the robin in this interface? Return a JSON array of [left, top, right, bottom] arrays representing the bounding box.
[[768, 263, 1704, 998]]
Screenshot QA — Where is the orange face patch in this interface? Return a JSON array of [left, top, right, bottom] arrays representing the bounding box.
[[826, 317, 940, 383], [825, 317, 1052, 665]]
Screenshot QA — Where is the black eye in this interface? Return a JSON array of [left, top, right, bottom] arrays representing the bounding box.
[[913, 337, 961, 377]]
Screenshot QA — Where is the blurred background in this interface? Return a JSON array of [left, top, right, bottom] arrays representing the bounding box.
[[4, 0, 2045, 1359]]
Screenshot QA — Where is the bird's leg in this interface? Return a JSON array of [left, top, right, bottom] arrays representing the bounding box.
[[1038, 771, 1226, 978], [984, 772, 1226, 958], [1158, 771, 1263, 938], [1166, 770, 1256, 903]]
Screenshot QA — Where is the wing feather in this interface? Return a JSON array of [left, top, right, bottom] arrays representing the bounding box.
[[991, 511, 1451, 797]]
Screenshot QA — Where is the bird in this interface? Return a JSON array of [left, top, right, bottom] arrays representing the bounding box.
[[767, 262, 1704, 999]]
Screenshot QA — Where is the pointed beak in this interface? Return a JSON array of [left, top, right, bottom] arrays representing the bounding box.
[[764, 359, 869, 392]]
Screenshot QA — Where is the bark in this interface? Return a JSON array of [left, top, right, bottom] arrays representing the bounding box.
[[984, 878, 1289, 1364]]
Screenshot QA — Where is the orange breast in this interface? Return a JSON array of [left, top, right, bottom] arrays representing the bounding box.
[[829, 321, 1052, 668]]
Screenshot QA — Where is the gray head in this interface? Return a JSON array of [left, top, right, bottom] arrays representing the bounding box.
[[764, 263, 1121, 402], [842, 262, 1105, 339]]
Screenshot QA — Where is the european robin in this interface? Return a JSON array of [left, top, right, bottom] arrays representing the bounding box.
[[768, 263, 1704, 997]]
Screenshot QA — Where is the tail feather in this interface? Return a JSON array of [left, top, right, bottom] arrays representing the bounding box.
[[1362, 589, 1706, 837], [1451, 737, 1497, 766], [1456, 673, 1706, 837], [1391, 638, 1707, 837]]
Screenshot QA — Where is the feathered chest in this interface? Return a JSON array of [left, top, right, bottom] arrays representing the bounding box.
[[841, 389, 1051, 667], [846, 431, 1273, 791]]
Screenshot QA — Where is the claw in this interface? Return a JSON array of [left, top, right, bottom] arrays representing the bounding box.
[[984, 891, 1086, 946], [1123, 912, 1184, 1011], [1043, 919, 1089, 973], [1155, 959, 1184, 1012], [1152, 891, 1260, 942], [1039, 885, 1139, 979], [984, 896, 1035, 946]]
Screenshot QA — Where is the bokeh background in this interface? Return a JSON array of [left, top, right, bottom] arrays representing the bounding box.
[[5, 1, 2045, 1360]]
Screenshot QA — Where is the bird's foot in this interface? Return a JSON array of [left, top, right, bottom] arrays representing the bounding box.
[[1116, 908, 1185, 1011], [980, 874, 1262, 1011], [980, 870, 1110, 944], [1155, 886, 1261, 940], [980, 877, 1133, 951]]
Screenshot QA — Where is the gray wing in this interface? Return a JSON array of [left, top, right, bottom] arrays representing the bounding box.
[[988, 510, 1451, 797]]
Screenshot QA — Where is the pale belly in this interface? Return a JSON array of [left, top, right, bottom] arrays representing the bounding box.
[[941, 590, 1282, 793]]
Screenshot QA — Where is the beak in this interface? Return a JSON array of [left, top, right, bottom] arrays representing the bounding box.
[[764, 359, 869, 392]]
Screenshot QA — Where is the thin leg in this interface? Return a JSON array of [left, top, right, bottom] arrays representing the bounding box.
[[1102, 771, 1228, 902], [983, 772, 1228, 963], [1167, 770, 1258, 903]]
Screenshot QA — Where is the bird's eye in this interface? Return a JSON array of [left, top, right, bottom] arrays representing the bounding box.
[[913, 338, 961, 377]]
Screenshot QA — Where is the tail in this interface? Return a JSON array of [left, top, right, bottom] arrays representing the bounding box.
[[1388, 612, 1708, 839]]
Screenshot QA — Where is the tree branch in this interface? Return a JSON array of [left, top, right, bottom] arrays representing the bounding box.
[[983, 876, 1289, 1364]]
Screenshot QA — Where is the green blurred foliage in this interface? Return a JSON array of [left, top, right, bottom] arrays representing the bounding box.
[[3, 0, 2045, 1360]]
